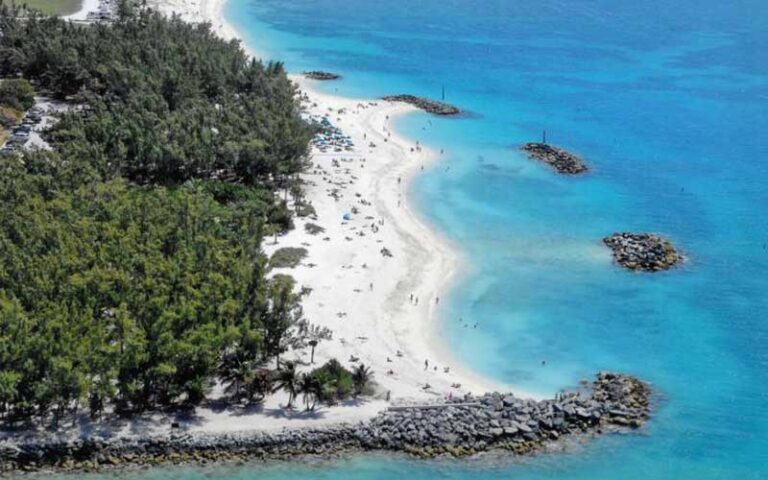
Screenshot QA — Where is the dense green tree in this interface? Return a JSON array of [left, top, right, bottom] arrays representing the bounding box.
[[262, 276, 304, 368], [0, 2, 343, 422], [0, 173, 309, 416], [0, 3, 312, 186]]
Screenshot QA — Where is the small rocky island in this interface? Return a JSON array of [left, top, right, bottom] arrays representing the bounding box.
[[603, 233, 683, 271], [382, 95, 460, 115], [521, 143, 587, 174], [0, 373, 651, 472], [303, 71, 341, 80]]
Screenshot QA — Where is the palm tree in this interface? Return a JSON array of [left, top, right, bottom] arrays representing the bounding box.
[[297, 373, 321, 411], [308, 339, 319, 364], [293, 320, 332, 364], [220, 353, 251, 401], [306, 324, 332, 364], [243, 368, 273, 403], [352, 364, 373, 398], [273, 361, 299, 409]]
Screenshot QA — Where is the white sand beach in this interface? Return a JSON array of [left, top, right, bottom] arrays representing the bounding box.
[[34, 0, 539, 439], [63, 0, 101, 20], [148, 0, 244, 51]]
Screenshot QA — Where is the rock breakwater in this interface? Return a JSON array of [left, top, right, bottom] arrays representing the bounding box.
[[0, 373, 651, 473], [303, 71, 341, 80], [603, 233, 682, 271], [521, 143, 587, 174], [382, 95, 460, 115], [360, 372, 650, 457]]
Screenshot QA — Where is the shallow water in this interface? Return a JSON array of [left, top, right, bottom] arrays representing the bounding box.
[[55, 0, 768, 478]]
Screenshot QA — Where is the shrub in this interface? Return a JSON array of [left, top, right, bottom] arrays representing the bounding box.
[[296, 202, 316, 218], [270, 247, 307, 269], [304, 222, 325, 235], [309, 359, 355, 405]]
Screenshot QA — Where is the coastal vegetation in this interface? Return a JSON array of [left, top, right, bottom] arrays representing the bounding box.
[[0, 3, 369, 425]]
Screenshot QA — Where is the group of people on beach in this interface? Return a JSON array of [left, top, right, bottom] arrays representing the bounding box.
[[290, 88, 469, 400]]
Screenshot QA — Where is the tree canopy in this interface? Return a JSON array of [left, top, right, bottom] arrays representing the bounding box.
[[0, 3, 327, 421], [0, 2, 312, 186]]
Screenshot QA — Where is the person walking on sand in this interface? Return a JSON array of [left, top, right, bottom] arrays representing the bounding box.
[[424, 359, 429, 370]]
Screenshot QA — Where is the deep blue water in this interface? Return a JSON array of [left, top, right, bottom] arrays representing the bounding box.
[[63, 0, 768, 478]]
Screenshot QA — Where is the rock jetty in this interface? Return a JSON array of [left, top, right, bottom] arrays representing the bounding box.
[[521, 143, 587, 174], [603, 233, 682, 271], [382, 95, 460, 115], [303, 71, 341, 80], [0, 373, 651, 473]]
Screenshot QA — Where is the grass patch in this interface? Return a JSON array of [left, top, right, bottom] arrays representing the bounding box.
[[23, 0, 83, 16], [0, 106, 23, 127], [269, 247, 308, 269]]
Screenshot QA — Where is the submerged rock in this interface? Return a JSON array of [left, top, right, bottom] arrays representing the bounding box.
[[382, 95, 460, 115], [603, 232, 682, 271], [520, 143, 587, 174]]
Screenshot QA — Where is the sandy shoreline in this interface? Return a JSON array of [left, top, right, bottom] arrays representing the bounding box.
[[31, 0, 539, 440], [149, 0, 541, 420]]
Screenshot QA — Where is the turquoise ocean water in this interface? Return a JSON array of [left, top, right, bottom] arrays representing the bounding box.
[[59, 1, 768, 478]]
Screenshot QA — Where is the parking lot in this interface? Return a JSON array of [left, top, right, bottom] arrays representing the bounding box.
[[1, 106, 42, 154]]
